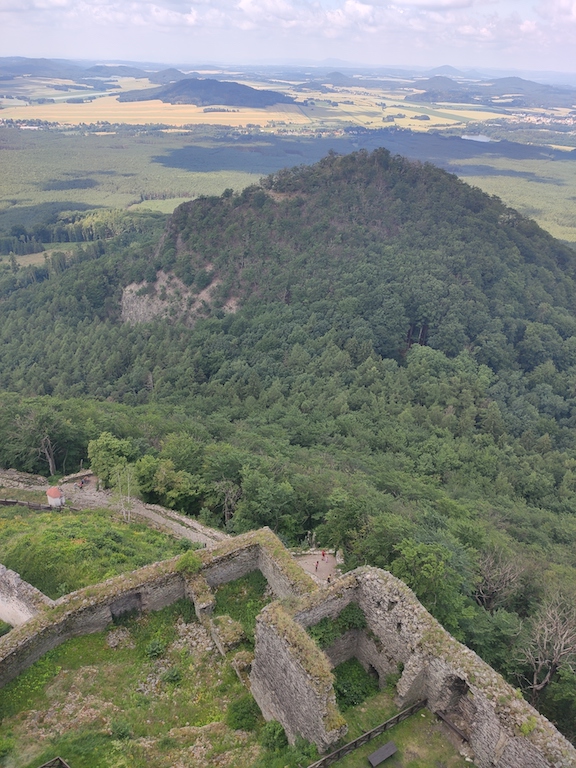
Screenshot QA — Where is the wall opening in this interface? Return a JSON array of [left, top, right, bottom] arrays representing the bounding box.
[[438, 675, 473, 742]]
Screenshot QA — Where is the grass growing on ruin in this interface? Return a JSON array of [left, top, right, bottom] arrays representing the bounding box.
[[307, 602, 367, 649], [0, 600, 265, 768], [333, 658, 379, 711], [0, 505, 192, 598], [333, 692, 473, 767], [213, 570, 272, 645]]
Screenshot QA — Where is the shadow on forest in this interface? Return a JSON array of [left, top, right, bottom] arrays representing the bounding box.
[[152, 130, 576, 178], [451, 165, 566, 184], [0, 201, 101, 232], [41, 178, 99, 191]]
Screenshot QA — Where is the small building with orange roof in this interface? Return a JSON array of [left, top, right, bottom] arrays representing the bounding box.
[[46, 487, 65, 509]]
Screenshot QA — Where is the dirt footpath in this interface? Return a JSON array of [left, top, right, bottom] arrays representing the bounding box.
[[295, 551, 339, 584], [62, 475, 229, 549]]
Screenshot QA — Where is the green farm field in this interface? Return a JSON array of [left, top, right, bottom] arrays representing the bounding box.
[[1, 69, 575, 242], [2, 123, 575, 243]]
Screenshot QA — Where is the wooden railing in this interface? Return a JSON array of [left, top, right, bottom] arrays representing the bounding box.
[[306, 699, 427, 768], [0, 498, 51, 510]]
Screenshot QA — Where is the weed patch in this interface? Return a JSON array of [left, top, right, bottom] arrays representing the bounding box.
[[333, 658, 379, 711], [213, 570, 271, 645]]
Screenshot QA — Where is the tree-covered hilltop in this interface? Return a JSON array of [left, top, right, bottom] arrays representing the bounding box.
[[3, 149, 576, 737], [165, 148, 576, 370], [118, 78, 295, 107]]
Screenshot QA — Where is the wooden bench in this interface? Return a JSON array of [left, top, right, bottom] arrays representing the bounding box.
[[368, 741, 397, 766]]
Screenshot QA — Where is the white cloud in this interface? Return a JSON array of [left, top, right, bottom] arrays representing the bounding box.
[[0, 0, 575, 71]]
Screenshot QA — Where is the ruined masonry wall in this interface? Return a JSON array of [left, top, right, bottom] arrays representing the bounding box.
[[2, 529, 576, 768], [250, 604, 346, 751], [255, 567, 576, 767], [0, 529, 313, 691], [0, 564, 185, 689], [323, 629, 394, 684], [0, 564, 54, 626], [202, 544, 260, 588]]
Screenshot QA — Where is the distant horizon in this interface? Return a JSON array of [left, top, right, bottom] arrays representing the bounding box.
[[2, 55, 576, 87], [1, 0, 575, 79]]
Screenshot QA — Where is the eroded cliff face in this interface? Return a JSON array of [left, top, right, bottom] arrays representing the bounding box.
[[120, 269, 238, 326]]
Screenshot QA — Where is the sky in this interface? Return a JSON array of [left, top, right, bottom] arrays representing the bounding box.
[[1, 0, 575, 73]]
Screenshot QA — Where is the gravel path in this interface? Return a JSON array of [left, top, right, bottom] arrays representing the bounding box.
[[62, 476, 229, 549]]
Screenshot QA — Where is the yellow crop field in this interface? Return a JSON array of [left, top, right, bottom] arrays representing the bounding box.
[[0, 96, 311, 128]]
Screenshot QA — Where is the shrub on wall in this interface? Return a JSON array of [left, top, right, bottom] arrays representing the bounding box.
[[308, 602, 367, 649], [175, 550, 203, 575]]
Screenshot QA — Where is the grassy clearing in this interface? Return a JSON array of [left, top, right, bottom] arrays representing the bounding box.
[[333, 691, 472, 768], [0, 600, 264, 768], [0, 505, 191, 598], [213, 570, 272, 646]]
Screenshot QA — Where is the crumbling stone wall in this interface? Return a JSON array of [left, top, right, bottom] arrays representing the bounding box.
[[250, 567, 576, 768], [0, 528, 314, 689], [0, 564, 54, 626], [0, 469, 47, 489], [250, 602, 346, 751], [2, 529, 576, 768], [0, 561, 186, 688]]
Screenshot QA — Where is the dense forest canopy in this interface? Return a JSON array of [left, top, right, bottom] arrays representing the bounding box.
[[3, 148, 576, 738]]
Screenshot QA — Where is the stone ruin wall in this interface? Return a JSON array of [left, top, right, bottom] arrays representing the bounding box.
[[0, 561, 186, 689], [249, 602, 347, 751], [249, 567, 576, 768], [1, 528, 576, 768], [0, 564, 54, 627], [0, 529, 315, 690]]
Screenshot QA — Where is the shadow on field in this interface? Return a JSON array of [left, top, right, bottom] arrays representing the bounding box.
[[451, 165, 566, 184]]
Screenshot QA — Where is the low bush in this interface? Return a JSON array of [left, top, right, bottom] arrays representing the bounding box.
[[333, 658, 379, 710], [144, 639, 166, 658], [226, 693, 261, 731], [259, 720, 288, 751]]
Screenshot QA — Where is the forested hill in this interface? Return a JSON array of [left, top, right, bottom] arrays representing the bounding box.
[[118, 78, 294, 107], [164, 148, 576, 371], [5, 149, 576, 738]]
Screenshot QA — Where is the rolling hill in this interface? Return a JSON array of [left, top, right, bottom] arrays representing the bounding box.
[[118, 78, 295, 107], [3, 149, 576, 740], [413, 75, 576, 107]]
